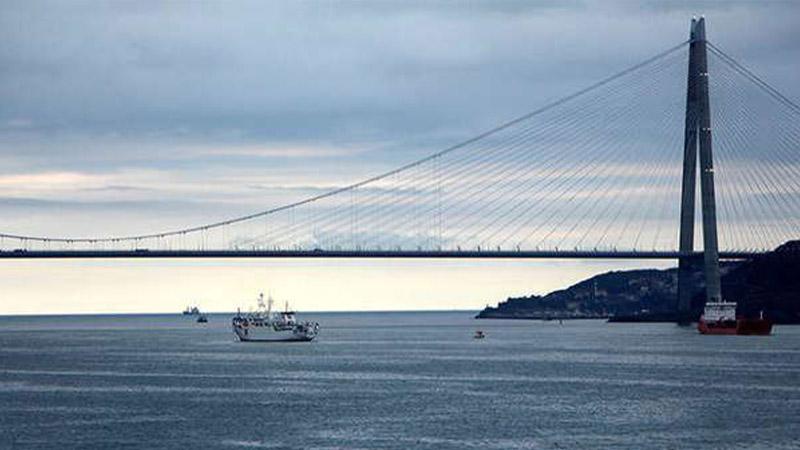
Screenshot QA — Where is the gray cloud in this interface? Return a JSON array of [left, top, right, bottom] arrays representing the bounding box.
[[1, 0, 799, 238]]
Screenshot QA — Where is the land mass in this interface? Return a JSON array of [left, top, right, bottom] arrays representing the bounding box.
[[476, 241, 800, 324]]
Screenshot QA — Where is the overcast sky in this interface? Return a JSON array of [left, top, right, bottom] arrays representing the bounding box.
[[1, 1, 798, 313]]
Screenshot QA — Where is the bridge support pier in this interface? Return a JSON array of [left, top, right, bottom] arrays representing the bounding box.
[[677, 254, 701, 322], [677, 17, 722, 324]]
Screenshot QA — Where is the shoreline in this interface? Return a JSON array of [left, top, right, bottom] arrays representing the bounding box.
[[0, 309, 480, 318]]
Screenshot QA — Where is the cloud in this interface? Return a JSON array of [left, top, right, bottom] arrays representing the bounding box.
[[1, 118, 33, 129], [196, 143, 367, 159], [0, 1, 799, 243], [0, 171, 103, 189]]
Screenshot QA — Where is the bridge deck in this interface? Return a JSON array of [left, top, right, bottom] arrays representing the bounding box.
[[0, 249, 760, 259]]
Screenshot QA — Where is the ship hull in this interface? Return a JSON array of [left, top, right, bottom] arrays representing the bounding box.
[[232, 325, 316, 342], [735, 318, 773, 335], [237, 336, 314, 342], [698, 318, 772, 335]]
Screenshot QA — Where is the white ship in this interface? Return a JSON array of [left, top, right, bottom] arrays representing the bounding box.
[[232, 293, 319, 342]]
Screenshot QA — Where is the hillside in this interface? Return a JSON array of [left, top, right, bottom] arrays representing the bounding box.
[[477, 241, 800, 324]]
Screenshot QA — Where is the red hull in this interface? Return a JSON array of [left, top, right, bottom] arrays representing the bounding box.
[[698, 317, 773, 335]]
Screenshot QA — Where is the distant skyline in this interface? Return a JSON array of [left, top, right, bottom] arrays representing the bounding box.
[[1, 1, 798, 314]]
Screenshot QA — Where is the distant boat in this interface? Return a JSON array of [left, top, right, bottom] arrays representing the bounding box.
[[183, 305, 200, 315], [473, 330, 486, 339], [698, 302, 772, 335], [196, 314, 208, 323], [232, 293, 319, 342]]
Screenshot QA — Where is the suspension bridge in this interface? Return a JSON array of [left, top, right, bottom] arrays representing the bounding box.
[[1, 18, 799, 316]]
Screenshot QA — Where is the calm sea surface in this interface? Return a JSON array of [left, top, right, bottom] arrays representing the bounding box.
[[1, 312, 799, 449]]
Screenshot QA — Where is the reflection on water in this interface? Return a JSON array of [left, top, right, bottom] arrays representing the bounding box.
[[1, 312, 799, 449]]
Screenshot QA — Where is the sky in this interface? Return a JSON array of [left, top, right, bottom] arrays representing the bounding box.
[[1, 1, 799, 314]]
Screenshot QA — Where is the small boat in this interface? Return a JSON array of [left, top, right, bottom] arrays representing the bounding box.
[[196, 314, 208, 323], [232, 293, 319, 342], [183, 305, 200, 315], [698, 301, 772, 335], [473, 330, 486, 339]]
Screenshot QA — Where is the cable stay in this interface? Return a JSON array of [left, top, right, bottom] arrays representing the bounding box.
[[1, 37, 798, 256]]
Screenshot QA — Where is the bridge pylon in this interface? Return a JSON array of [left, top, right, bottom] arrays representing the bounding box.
[[677, 17, 722, 324]]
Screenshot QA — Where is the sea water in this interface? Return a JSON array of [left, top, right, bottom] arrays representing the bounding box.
[[1, 312, 799, 449]]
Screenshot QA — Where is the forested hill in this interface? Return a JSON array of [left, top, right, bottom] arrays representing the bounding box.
[[477, 241, 800, 324]]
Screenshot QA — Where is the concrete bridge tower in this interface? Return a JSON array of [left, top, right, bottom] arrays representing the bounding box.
[[677, 17, 722, 323]]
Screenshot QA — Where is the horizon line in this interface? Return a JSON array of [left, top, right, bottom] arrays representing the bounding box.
[[0, 308, 482, 318]]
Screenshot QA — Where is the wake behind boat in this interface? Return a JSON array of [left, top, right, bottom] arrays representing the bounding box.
[[232, 293, 319, 342]]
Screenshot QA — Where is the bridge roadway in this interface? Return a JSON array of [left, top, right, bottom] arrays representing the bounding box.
[[0, 249, 762, 260]]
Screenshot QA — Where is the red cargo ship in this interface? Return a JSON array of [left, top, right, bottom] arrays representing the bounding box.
[[697, 301, 772, 335]]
